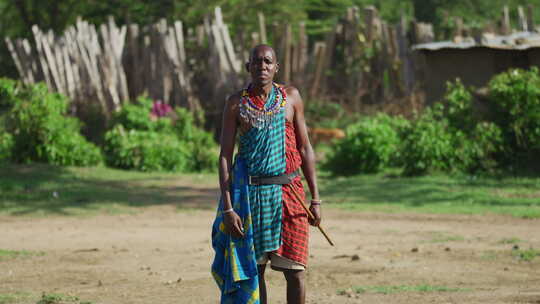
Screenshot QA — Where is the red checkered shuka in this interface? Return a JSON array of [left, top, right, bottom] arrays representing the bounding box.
[[276, 121, 309, 266]]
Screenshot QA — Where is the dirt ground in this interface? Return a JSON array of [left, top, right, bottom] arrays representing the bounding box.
[[1, 189, 540, 303]]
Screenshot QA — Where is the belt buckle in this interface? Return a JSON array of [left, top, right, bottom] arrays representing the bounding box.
[[248, 175, 258, 185]]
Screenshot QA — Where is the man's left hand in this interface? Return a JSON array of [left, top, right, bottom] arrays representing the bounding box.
[[308, 204, 321, 226]]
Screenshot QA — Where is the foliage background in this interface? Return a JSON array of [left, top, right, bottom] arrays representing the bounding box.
[[1, 0, 540, 77]]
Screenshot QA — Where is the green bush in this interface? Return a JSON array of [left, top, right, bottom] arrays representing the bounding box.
[[401, 109, 457, 176], [104, 98, 218, 172], [399, 80, 506, 176], [489, 68, 540, 153], [104, 126, 191, 172], [442, 79, 475, 134], [401, 81, 504, 176], [0, 78, 18, 109], [0, 79, 102, 166], [367, 113, 411, 166], [174, 107, 218, 172], [112, 96, 174, 133], [0, 131, 13, 163], [459, 122, 503, 173], [324, 114, 401, 175]]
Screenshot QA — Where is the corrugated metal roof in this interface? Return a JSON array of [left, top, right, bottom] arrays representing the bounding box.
[[413, 31, 540, 51]]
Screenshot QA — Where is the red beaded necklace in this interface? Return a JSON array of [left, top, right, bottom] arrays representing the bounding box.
[[239, 83, 287, 129]]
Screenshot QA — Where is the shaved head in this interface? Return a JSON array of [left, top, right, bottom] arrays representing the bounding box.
[[249, 44, 277, 63], [246, 44, 279, 87]]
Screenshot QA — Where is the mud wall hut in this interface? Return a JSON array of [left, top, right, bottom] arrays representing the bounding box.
[[414, 32, 540, 104]]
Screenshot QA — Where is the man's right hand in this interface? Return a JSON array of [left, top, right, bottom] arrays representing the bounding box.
[[224, 211, 244, 238]]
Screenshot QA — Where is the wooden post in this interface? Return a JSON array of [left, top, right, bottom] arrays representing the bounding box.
[[417, 23, 434, 43], [364, 6, 377, 43], [251, 32, 260, 48], [196, 25, 205, 47], [346, 7, 362, 106], [272, 22, 284, 61], [527, 5, 535, 32], [397, 13, 413, 95], [291, 36, 299, 83], [258, 12, 267, 44], [454, 17, 463, 42], [5, 38, 27, 84], [380, 21, 391, 99], [16, 39, 38, 84], [502, 5, 511, 35], [283, 24, 292, 84], [388, 25, 403, 97], [310, 42, 326, 99], [62, 39, 75, 99], [215, 7, 241, 74], [127, 24, 141, 99], [297, 22, 308, 75], [32, 26, 52, 90], [518, 6, 528, 31]]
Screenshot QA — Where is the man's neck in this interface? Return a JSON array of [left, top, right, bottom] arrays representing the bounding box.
[[250, 82, 273, 99]]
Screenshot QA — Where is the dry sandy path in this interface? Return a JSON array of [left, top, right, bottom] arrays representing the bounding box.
[[1, 205, 540, 304]]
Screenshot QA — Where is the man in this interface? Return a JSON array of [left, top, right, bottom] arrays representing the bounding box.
[[212, 44, 321, 304]]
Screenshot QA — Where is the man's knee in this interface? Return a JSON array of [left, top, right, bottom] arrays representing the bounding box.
[[284, 269, 305, 283]]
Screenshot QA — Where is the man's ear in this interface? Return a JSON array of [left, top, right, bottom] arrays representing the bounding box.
[[275, 62, 280, 73], [245, 62, 250, 73]]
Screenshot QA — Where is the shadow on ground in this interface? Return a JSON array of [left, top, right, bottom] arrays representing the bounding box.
[[0, 164, 219, 215], [319, 173, 540, 209]]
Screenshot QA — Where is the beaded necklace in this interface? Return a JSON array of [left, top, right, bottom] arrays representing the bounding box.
[[239, 83, 287, 129]]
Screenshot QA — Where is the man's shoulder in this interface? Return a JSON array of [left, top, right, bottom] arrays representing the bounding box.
[[278, 84, 300, 97], [225, 89, 244, 106], [278, 84, 302, 106]]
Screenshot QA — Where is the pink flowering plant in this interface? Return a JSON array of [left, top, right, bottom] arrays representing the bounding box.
[[104, 96, 217, 172], [151, 100, 173, 118]]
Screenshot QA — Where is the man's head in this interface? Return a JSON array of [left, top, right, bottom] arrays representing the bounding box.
[[246, 44, 279, 87]]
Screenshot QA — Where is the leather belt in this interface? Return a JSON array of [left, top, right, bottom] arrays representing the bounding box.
[[249, 170, 300, 185]]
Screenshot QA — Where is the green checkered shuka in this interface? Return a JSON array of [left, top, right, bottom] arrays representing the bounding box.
[[238, 86, 286, 261]]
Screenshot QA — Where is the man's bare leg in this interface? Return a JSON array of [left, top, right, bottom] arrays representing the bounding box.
[[283, 269, 305, 304], [258, 264, 268, 304]]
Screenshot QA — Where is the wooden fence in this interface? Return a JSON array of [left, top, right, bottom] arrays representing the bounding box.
[[5, 5, 539, 126]]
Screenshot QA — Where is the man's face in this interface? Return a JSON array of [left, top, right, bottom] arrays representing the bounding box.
[[247, 46, 278, 86]]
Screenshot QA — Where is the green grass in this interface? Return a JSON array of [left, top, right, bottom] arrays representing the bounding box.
[[0, 164, 217, 216], [512, 248, 540, 261], [0, 292, 31, 304], [338, 284, 470, 295], [423, 232, 465, 243], [2, 164, 540, 218], [36, 293, 94, 304], [0, 249, 44, 261], [498, 237, 522, 244], [319, 170, 540, 218], [480, 250, 499, 260]]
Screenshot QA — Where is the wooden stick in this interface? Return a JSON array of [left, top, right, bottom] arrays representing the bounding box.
[[289, 184, 335, 247]]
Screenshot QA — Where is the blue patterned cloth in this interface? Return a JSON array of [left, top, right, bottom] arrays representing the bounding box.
[[211, 84, 287, 304], [211, 157, 260, 304]]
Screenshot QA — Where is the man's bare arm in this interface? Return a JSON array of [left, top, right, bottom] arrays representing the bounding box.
[[218, 94, 244, 238], [287, 86, 321, 226]]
